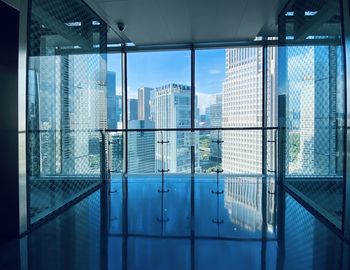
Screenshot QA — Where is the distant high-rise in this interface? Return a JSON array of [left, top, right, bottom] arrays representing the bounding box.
[[109, 132, 123, 173], [128, 98, 138, 121], [107, 71, 117, 129], [208, 94, 222, 128], [128, 120, 155, 173], [28, 54, 107, 176], [154, 83, 199, 172], [287, 46, 339, 175], [209, 94, 222, 162], [116, 95, 122, 123], [222, 48, 263, 173], [138, 87, 153, 120]]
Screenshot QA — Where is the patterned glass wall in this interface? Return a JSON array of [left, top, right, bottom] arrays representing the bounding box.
[[278, 0, 345, 227], [27, 0, 107, 223]]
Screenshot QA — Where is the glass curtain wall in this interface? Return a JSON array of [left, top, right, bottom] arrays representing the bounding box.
[[126, 51, 192, 173], [27, 0, 107, 223], [278, 0, 345, 228], [107, 47, 280, 176]]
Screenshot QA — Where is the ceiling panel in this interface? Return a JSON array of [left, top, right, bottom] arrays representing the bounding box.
[[85, 0, 288, 45]]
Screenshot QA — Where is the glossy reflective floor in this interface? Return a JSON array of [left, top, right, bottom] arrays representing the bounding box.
[[0, 175, 349, 270]]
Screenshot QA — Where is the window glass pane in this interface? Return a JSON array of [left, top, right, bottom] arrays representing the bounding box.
[[126, 51, 191, 173], [195, 48, 263, 173], [107, 53, 122, 129], [127, 51, 191, 128]]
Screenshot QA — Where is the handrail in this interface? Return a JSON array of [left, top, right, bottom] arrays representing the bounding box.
[[27, 127, 281, 134], [105, 127, 280, 132]]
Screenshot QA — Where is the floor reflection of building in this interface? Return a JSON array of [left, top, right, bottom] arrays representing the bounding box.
[[224, 177, 275, 233]]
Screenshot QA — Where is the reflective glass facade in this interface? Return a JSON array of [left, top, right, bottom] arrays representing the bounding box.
[[27, 0, 107, 222], [278, 0, 345, 228]]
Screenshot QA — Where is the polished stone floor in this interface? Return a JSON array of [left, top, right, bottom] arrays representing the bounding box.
[[0, 175, 349, 270]]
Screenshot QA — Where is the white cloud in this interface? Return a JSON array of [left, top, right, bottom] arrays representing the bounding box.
[[196, 92, 217, 114], [208, 69, 221, 75], [127, 86, 137, 98]]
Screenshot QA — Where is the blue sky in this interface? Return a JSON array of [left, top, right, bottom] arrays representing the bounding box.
[[107, 49, 226, 113], [107, 49, 226, 95]]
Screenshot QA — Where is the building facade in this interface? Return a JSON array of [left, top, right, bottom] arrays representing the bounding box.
[[138, 87, 153, 121], [222, 48, 263, 173], [154, 83, 199, 172]]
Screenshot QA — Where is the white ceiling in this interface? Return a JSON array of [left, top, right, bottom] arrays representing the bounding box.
[[84, 0, 288, 46]]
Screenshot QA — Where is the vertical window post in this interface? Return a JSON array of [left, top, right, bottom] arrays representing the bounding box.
[[341, 0, 350, 241], [122, 45, 128, 174], [191, 46, 196, 174]]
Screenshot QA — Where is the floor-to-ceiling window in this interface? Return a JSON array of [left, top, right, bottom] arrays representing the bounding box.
[[126, 50, 192, 173], [195, 48, 265, 174]]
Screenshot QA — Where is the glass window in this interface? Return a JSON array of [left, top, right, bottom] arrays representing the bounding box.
[[195, 48, 263, 173], [126, 51, 191, 173], [107, 53, 122, 129]]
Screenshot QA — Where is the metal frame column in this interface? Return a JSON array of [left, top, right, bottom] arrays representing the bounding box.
[[341, 0, 350, 241], [121, 45, 128, 174]]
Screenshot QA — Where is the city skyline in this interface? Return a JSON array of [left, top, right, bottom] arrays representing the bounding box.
[[107, 50, 226, 114], [106, 48, 275, 173]]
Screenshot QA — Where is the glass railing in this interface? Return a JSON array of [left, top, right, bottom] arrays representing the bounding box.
[[105, 126, 344, 231], [105, 127, 279, 176]]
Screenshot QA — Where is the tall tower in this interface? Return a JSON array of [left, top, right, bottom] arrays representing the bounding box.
[[222, 48, 263, 173], [107, 71, 117, 129], [287, 46, 339, 175], [138, 87, 153, 120], [128, 120, 155, 173], [128, 98, 138, 121], [209, 94, 223, 163], [154, 84, 198, 172]]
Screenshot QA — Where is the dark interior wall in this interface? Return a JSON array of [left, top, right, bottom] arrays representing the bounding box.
[[0, 0, 20, 244]]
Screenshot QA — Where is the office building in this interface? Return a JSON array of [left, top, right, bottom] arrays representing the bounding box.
[[154, 83, 199, 172], [138, 86, 153, 120], [128, 98, 138, 121], [208, 94, 223, 162], [222, 47, 263, 173], [128, 120, 156, 173], [107, 71, 117, 129]]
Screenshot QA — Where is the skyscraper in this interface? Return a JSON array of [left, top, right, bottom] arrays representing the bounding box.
[[28, 54, 107, 176], [154, 83, 198, 172], [286, 46, 339, 175], [209, 94, 222, 162], [107, 71, 117, 129], [128, 120, 155, 173], [128, 98, 138, 121], [116, 95, 122, 124], [222, 48, 263, 173], [138, 87, 153, 120]]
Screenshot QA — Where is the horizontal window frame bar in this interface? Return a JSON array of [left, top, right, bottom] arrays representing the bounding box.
[[27, 127, 281, 134], [105, 127, 280, 132], [107, 40, 278, 53]]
